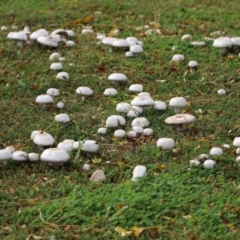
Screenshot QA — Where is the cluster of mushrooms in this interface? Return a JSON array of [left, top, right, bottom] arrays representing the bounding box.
[[1, 19, 240, 182]]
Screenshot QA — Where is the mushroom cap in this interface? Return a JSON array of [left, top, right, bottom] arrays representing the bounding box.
[[132, 165, 147, 182], [36, 94, 53, 104], [30, 29, 49, 40], [57, 141, 74, 152], [90, 169, 106, 182], [112, 39, 129, 48], [28, 153, 40, 161], [114, 129, 126, 138], [213, 37, 233, 48], [106, 115, 126, 128], [131, 95, 155, 107], [66, 40, 75, 47], [191, 41, 206, 46], [33, 132, 55, 146], [231, 37, 240, 46], [103, 88, 118, 96], [50, 63, 63, 70], [233, 137, 240, 147], [116, 102, 131, 113], [81, 140, 99, 153], [209, 147, 223, 156], [40, 148, 70, 164], [157, 138, 175, 150], [130, 44, 143, 54], [76, 86, 93, 96], [188, 60, 198, 67], [172, 54, 185, 62], [154, 101, 167, 110], [56, 71, 69, 80], [189, 159, 200, 167], [98, 127, 107, 135], [128, 84, 143, 93], [131, 117, 149, 128], [56, 102, 64, 109], [169, 97, 187, 108], [7, 32, 27, 41], [143, 128, 153, 136], [49, 52, 61, 61], [46, 88, 60, 96], [217, 89, 226, 95], [108, 73, 127, 82], [12, 150, 28, 161], [181, 34, 192, 41], [102, 37, 117, 46], [37, 36, 58, 47], [165, 114, 196, 125], [203, 159, 215, 169], [55, 113, 70, 123], [65, 29, 75, 37], [0, 149, 12, 160]]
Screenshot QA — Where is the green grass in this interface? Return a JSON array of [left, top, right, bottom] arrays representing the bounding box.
[[0, 0, 240, 239]]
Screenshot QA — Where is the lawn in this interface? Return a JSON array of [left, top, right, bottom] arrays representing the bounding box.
[[0, 0, 240, 239]]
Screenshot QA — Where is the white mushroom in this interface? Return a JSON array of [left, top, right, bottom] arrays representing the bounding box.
[[90, 169, 106, 182], [108, 73, 127, 84], [106, 115, 126, 128], [157, 138, 175, 151], [132, 165, 147, 181], [33, 132, 55, 147], [169, 97, 187, 113], [76, 86, 93, 97], [0, 149, 12, 165], [203, 159, 215, 169], [213, 37, 233, 56], [55, 113, 70, 123], [103, 88, 118, 96], [40, 148, 70, 168], [165, 113, 196, 131]]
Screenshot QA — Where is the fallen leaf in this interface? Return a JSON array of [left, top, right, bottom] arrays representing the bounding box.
[[115, 226, 132, 237], [131, 226, 145, 237]]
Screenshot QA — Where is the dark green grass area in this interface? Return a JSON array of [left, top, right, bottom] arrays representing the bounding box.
[[1, 0, 240, 239]]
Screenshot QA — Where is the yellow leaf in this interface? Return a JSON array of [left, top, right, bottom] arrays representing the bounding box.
[[115, 226, 132, 237], [92, 157, 102, 164], [131, 226, 145, 237]]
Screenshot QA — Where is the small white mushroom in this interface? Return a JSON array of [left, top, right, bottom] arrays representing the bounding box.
[[108, 73, 127, 84], [189, 159, 200, 167], [132, 165, 147, 182], [103, 88, 118, 96], [55, 113, 70, 123], [169, 97, 187, 113], [90, 169, 106, 182], [157, 138, 175, 151], [76, 86, 93, 97], [203, 159, 215, 169], [209, 147, 223, 156], [106, 115, 126, 128]]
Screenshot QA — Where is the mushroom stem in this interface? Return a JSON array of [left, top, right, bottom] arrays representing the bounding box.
[[176, 124, 187, 131], [174, 108, 181, 114], [17, 41, 24, 48], [220, 47, 229, 56]]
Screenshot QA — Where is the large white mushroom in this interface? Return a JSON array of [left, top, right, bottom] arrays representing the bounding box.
[[165, 114, 196, 131], [40, 148, 70, 168]]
